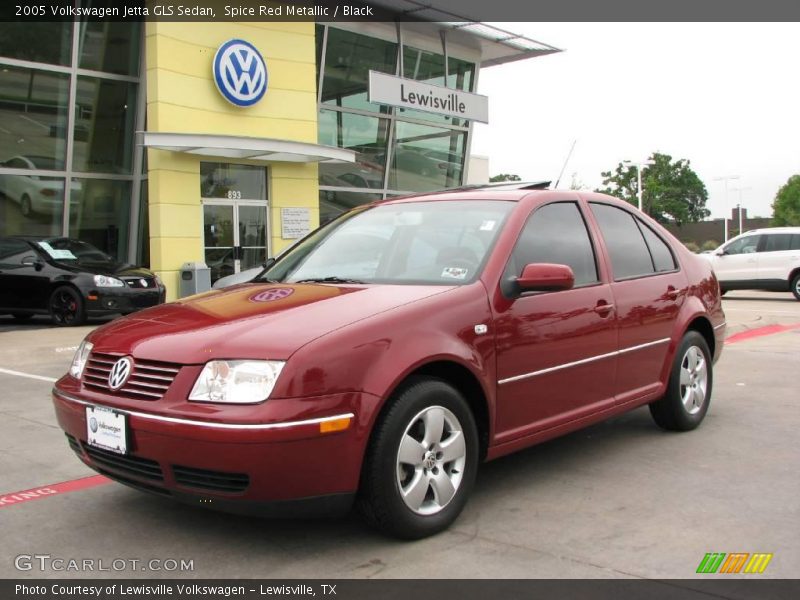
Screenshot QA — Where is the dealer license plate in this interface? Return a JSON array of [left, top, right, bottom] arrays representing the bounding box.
[[86, 406, 128, 455]]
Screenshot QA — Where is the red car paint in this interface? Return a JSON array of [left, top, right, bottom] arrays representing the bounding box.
[[53, 190, 725, 514]]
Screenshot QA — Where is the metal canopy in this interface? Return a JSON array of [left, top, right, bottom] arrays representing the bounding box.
[[141, 132, 356, 164]]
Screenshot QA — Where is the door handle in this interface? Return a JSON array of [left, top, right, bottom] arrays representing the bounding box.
[[666, 286, 681, 300], [593, 301, 614, 316]]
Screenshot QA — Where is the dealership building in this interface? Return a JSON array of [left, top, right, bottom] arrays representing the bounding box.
[[0, 10, 558, 297]]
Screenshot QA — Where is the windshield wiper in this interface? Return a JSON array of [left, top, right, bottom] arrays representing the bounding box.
[[295, 276, 366, 284]]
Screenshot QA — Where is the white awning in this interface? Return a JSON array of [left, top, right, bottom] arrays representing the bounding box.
[[141, 132, 356, 164]]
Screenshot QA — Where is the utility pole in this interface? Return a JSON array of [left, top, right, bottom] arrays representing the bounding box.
[[713, 175, 740, 242], [623, 159, 655, 212]]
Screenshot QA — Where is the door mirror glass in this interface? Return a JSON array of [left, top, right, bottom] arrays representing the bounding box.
[[516, 263, 575, 293]]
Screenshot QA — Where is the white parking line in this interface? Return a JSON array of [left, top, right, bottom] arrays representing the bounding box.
[[0, 367, 57, 383], [723, 308, 799, 315]]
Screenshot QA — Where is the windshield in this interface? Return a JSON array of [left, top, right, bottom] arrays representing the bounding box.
[[37, 238, 116, 265], [259, 200, 513, 285]]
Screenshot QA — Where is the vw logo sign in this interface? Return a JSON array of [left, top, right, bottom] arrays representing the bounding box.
[[250, 288, 294, 303], [213, 39, 268, 107], [108, 357, 132, 391], [89, 417, 98, 433]]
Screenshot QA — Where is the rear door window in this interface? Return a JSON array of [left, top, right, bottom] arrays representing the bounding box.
[[763, 234, 793, 252], [589, 203, 655, 280]]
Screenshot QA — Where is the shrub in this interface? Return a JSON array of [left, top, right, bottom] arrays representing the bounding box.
[[683, 241, 700, 253], [701, 240, 719, 252]]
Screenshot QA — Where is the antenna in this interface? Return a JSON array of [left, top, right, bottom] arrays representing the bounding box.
[[553, 139, 577, 189]]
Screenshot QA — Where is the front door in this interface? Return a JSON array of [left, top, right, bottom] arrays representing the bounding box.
[[203, 201, 268, 285], [493, 201, 618, 443]]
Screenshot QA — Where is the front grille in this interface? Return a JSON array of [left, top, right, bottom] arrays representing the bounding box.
[[83, 352, 179, 400], [172, 465, 250, 494], [96, 468, 171, 497], [123, 277, 156, 289], [84, 444, 164, 482]]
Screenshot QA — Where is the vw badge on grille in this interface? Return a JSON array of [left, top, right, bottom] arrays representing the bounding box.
[[108, 357, 132, 391]]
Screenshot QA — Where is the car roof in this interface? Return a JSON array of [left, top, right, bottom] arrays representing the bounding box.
[[742, 227, 800, 234]]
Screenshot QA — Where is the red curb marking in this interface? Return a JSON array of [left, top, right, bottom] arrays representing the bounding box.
[[726, 322, 800, 345], [0, 474, 110, 509]]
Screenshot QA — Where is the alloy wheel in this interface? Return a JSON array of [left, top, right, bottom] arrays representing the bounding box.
[[679, 345, 708, 415], [395, 405, 467, 516]]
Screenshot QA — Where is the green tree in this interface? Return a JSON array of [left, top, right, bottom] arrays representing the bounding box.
[[771, 174, 800, 226], [490, 173, 521, 182], [598, 153, 710, 225]]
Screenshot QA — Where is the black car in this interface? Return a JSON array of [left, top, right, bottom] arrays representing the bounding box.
[[0, 237, 166, 326]]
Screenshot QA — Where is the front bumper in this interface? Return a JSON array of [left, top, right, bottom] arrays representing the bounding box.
[[85, 286, 165, 316], [52, 382, 377, 516]]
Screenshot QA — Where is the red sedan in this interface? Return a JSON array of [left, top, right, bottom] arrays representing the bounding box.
[[53, 189, 725, 538]]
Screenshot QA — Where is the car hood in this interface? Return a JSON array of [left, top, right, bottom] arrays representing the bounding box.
[[53, 260, 154, 278], [88, 282, 454, 363]]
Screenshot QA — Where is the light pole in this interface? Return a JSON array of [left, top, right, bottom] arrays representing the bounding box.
[[729, 186, 751, 237], [713, 175, 739, 242], [623, 159, 655, 212]]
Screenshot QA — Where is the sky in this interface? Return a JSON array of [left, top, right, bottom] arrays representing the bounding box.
[[471, 22, 800, 219]]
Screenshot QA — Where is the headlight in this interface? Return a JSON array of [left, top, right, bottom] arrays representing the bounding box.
[[189, 360, 284, 404], [94, 275, 124, 287], [69, 340, 93, 379], [154, 274, 164, 288]]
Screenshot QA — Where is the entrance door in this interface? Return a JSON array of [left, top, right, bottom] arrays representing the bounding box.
[[203, 201, 268, 284]]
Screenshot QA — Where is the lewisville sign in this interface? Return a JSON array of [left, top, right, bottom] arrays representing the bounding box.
[[368, 71, 489, 123]]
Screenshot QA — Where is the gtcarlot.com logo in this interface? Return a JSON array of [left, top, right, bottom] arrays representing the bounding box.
[[14, 554, 194, 572], [696, 552, 773, 574]]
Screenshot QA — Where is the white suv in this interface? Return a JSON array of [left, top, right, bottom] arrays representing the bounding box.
[[705, 227, 800, 300]]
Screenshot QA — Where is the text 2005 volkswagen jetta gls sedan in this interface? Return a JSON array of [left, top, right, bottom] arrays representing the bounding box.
[[53, 189, 725, 539]]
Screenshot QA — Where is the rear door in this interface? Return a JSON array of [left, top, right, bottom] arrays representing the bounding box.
[[758, 233, 800, 283], [588, 202, 687, 403], [0, 240, 50, 311]]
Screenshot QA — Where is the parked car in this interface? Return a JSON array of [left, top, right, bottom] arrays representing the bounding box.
[[702, 227, 800, 300], [53, 189, 725, 538], [0, 236, 166, 325], [0, 156, 81, 217]]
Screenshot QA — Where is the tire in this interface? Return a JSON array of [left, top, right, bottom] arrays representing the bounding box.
[[791, 272, 800, 301], [20, 194, 33, 217], [357, 377, 479, 539], [649, 331, 713, 431], [49, 286, 86, 326]]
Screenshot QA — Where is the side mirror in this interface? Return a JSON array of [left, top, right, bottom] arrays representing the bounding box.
[[21, 256, 44, 271], [715, 248, 727, 256], [516, 263, 575, 293]]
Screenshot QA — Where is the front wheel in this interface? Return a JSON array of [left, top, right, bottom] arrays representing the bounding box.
[[791, 272, 800, 301], [649, 331, 713, 431], [49, 286, 86, 326], [357, 377, 478, 539]]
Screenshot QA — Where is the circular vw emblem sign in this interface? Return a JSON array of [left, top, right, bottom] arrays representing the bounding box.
[[213, 39, 268, 107], [250, 288, 294, 303], [108, 357, 132, 391]]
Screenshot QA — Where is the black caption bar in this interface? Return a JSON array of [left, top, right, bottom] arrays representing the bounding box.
[[3, 0, 800, 22], [4, 580, 800, 600]]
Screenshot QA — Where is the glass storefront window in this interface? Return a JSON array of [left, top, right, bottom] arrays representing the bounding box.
[[73, 77, 137, 174], [0, 175, 64, 238], [68, 178, 131, 261], [388, 122, 465, 192], [79, 20, 141, 76], [318, 109, 389, 190], [321, 27, 396, 113], [136, 180, 149, 267], [0, 23, 72, 66], [200, 163, 267, 200], [398, 46, 473, 126], [448, 56, 475, 92], [0, 66, 70, 170], [319, 190, 381, 225]]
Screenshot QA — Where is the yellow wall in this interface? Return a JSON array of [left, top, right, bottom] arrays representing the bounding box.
[[145, 21, 319, 299]]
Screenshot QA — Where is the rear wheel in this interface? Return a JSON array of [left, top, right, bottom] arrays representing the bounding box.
[[357, 377, 478, 539], [49, 286, 86, 326], [649, 331, 713, 431], [791, 272, 800, 301]]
